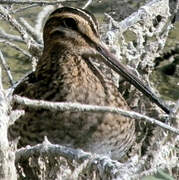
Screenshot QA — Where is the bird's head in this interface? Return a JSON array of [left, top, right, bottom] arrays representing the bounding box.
[[43, 7, 101, 55]]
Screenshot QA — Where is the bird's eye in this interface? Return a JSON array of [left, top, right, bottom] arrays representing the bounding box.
[[61, 18, 77, 30]]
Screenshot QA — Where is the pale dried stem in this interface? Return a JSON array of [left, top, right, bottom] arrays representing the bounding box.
[[0, 29, 24, 43], [0, 67, 17, 179], [0, 50, 14, 86], [11, 4, 39, 14], [15, 137, 178, 180], [35, 5, 55, 36], [0, 0, 73, 5], [19, 17, 42, 44], [13, 95, 179, 134], [83, 0, 93, 9], [0, 39, 32, 58], [0, 5, 40, 48], [15, 138, 139, 179]]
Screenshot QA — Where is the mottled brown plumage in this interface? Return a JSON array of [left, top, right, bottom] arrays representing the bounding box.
[[9, 7, 136, 160]]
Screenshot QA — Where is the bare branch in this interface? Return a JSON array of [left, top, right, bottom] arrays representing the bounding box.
[[0, 29, 24, 43], [82, 0, 93, 9], [11, 5, 39, 14], [0, 5, 31, 44], [0, 67, 17, 179], [0, 50, 14, 86], [15, 138, 135, 179], [19, 17, 42, 44], [35, 5, 55, 36], [16, 137, 91, 164], [0, 0, 75, 5], [0, 5, 40, 48], [15, 137, 178, 180], [0, 39, 32, 58], [17, 5, 54, 45], [13, 95, 179, 134]]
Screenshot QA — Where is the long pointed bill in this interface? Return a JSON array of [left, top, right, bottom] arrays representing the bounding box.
[[95, 44, 170, 114]]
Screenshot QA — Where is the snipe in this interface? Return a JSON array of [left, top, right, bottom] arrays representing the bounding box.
[[9, 7, 170, 160]]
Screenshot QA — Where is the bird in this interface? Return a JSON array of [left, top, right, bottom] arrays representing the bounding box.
[[8, 7, 170, 160]]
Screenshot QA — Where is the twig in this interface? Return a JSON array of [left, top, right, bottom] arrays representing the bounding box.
[[35, 5, 55, 36], [18, 5, 55, 45], [0, 5, 39, 48], [0, 50, 14, 86], [0, 5, 30, 44], [0, 0, 76, 5], [19, 17, 42, 44], [0, 40, 32, 59], [13, 95, 179, 134], [11, 5, 39, 14], [0, 29, 24, 43], [83, 0, 92, 9]]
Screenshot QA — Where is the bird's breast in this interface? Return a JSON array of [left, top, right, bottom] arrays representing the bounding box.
[[9, 52, 135, 160]]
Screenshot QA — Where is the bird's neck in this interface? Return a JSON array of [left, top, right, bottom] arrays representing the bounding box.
[[34, 43, 107, 103], [35, 43, 101, 87], [36, 43, 78, 76]]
